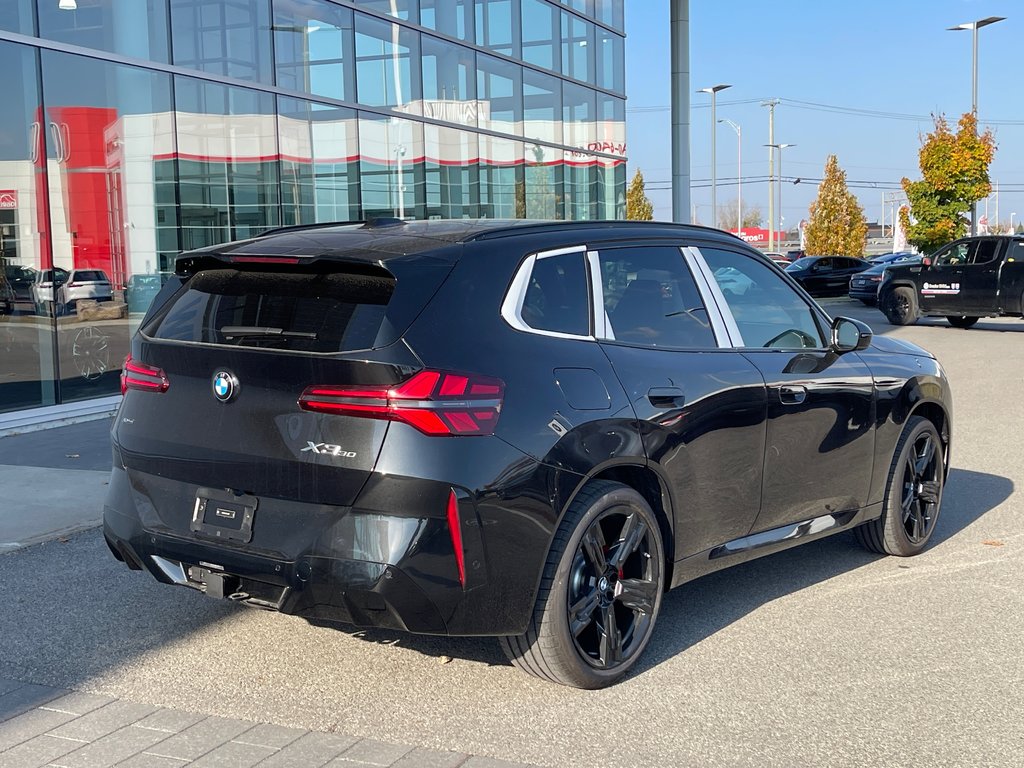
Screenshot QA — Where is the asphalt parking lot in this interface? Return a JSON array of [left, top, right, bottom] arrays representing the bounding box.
[[1, 298, 1022, 767]]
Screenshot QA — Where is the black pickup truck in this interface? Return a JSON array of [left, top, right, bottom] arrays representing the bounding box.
[[880, 235, 1024, 327]]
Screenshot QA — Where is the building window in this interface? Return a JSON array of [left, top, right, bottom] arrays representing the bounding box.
[[170, 0, 274, 83], [421, 34, 476, 125], [521, 0, 559, 71], [0, 0, 35, 35], [420, 0, 473, 42], [475, 0, 517, 58], [358, 112, 425, 220], [425, 124, 478, 219], [560, 10, 592, 84], [38, 0, 170, 62], [595, 25, 624, 93], [354, 12, 422, 110], [478, 135, 524, 219], [476, 53, 521, 136], [273, 0, 355, 102], [524, 68, 561, 146]]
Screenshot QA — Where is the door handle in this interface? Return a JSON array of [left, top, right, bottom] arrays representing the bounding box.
[[779, 385, 807, 405], [648, 387, 686, 408]]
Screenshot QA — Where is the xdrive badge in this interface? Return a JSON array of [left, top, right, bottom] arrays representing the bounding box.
[[212, 371, 239, 403]]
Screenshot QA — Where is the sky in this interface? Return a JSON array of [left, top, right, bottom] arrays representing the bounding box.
[[624, 0, 1024, 231]]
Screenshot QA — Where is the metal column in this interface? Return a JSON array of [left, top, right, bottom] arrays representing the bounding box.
[[670, 0, 690, 223]]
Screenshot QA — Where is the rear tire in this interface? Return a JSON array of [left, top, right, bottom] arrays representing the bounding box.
[[855, 416, 944, 557], [499, 480, 665, 689], [883, 286, 918, 326], [945, 315, 978, 329]]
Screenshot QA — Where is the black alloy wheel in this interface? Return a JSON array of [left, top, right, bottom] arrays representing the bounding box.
[[884, 286, 918, 326], [500, 480, 665, 689], [856, 416, 944, 556]]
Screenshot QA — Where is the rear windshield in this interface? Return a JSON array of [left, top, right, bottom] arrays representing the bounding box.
[[149, 269, 396, 353], [75, 270, 107, 282]]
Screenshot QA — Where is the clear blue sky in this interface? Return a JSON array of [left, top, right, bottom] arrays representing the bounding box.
[[625, 0, 1023, 230]]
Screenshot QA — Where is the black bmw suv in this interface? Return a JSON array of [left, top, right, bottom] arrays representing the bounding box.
[[104, 220, 952, 689]]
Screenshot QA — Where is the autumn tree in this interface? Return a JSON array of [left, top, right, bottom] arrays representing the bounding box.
[[804, 155, 867, 256], [900, 113, 996, 253], [718, 198, 763, 229], [625, 168, 654, 220]]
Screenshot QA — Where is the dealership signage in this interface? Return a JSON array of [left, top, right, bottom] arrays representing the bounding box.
[[730, 227, 787, 244], [0, 190, 17, 209]]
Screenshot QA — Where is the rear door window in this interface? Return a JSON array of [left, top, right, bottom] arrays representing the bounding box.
[[598, 246, 717, 349], [149, 268, 396, 353], [74, 270, 108, 282]]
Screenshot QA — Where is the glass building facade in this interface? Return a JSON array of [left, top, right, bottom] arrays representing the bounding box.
[[0, 0, 626, 415]]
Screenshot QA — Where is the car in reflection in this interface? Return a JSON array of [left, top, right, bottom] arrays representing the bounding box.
[[2, 264, 39, 313], [57, 269, 113, 313], [785, 255, 871, 296], [849, 255, 921, 305], [32, 267, 69, 315], [104, 220, 952, 689], [125, 274, 166, 315]]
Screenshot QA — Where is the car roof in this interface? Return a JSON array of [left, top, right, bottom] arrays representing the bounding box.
[[176, 218, 747, 270]]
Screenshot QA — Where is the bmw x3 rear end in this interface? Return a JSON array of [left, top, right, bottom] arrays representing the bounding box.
[[105, 219, 952, 689]]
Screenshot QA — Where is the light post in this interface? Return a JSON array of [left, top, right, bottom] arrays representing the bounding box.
[[948, 15, 1006, 235], [718, 118, 741, 234], [766, 143, 795, 246], [697, 84, 731, 228]]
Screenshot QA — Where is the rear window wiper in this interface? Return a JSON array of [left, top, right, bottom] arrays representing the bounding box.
[[220, 325, 318, 340]]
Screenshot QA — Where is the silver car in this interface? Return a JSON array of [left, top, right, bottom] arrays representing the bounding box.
[[58, 269, 113, 313]]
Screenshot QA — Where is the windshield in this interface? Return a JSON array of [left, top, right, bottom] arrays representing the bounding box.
[[786, 257, 817, 270]]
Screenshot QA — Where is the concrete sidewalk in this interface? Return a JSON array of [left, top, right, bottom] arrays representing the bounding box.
[[0, 678, 529, 768], [0, 418, 113, 554]]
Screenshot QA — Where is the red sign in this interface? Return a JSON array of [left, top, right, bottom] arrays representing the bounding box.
[[730, 227, 787, 244], [0, 190, 16, 210]]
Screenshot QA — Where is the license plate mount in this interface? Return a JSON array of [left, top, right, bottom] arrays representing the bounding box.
[[190, 487, 257, 544]]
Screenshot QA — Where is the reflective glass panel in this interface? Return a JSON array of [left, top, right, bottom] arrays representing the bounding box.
[[595, 26, 624, 93], [563, 81, 595, 149], [0, 41, 58, 413], [279, 97, 360, 226], [478, 135, 523, 218], [560, 11, 592, 83], [174, 77, 280, 250], [354, 0, 419, 22], [477, 53, 521, 135], [525, 144, 563, 220], [39, 0, 170, 62], [170, 0, 273, 83], [475, 0, 516, 57], [354, 12, 421, 110], [273, 0, 354, 102], [41, 50, 176, 401], [358, 112, 425, 220], [420, 0, 473, 42], [425, 125, 478, 219], [596, 92, 626, 154], [0, 0, 36, 34], [524, 69, 561, 146], [521, 0, 558, 71], [564, 151, 595, 220], [421, 34, 476, 126]]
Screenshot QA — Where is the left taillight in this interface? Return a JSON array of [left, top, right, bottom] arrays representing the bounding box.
[[120, 354, 169, 395], [298, 369, 505, 436]]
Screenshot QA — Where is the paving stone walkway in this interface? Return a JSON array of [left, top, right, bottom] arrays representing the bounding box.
[[0, 678, 531, 768]]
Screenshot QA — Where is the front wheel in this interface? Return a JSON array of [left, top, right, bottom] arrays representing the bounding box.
[[946, 315, 979, 329], [883, 286, 918, 326], [500, 480, 665, 689], [855, 416, 944, 556]]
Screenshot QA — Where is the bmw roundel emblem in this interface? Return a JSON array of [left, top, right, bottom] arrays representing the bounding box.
[[212, 371, 239, 403]]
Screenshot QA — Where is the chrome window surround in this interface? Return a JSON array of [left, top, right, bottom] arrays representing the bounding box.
[[684, 245, 745, 347]]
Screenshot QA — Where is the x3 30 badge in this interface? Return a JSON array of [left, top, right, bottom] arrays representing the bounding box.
[[301, 441, 357, 458]]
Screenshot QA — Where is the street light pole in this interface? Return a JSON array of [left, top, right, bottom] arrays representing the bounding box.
[[766, 143, 795, 247], [948, 15, 1006, 236], [698, 84, 731, 229], [719, 118, 741, 234]]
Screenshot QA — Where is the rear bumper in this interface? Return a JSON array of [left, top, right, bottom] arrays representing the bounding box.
[[848, 285, 879, 302]]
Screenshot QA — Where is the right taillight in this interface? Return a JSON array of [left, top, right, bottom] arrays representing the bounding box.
[[298, 369, 505, 436], [120, 354, 169, 395]]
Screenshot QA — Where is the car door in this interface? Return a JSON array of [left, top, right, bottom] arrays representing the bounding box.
[[695, 245, 876, 534], [959, 238, 1002, 313], [806, 258, 833, 295], [919, 240, 971, 313], [592, 244, 768, 559]]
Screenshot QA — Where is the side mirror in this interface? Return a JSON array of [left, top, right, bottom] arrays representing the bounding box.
[[831, 316, 872, 353], [921, 256, 933, 267]]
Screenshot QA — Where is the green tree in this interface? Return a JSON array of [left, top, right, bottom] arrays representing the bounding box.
[[900, 113, 996, 253], [804, 155, 867, 256], [625, 168, 654, 221]]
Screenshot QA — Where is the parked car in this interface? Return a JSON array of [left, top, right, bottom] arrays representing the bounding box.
[[0, 279, 15, 316], [104, 220, 952, 689], [785, 255, 871, 296], [880, 235, 1024, 327], [763, 251, 790, 266], [849, 255, 921, 305], [31, 267, 69, 315], [57, 269, 113, 313], [2, 264, 38, 311], [125, 273, 166, 315], [868, 251, 915, 266]]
